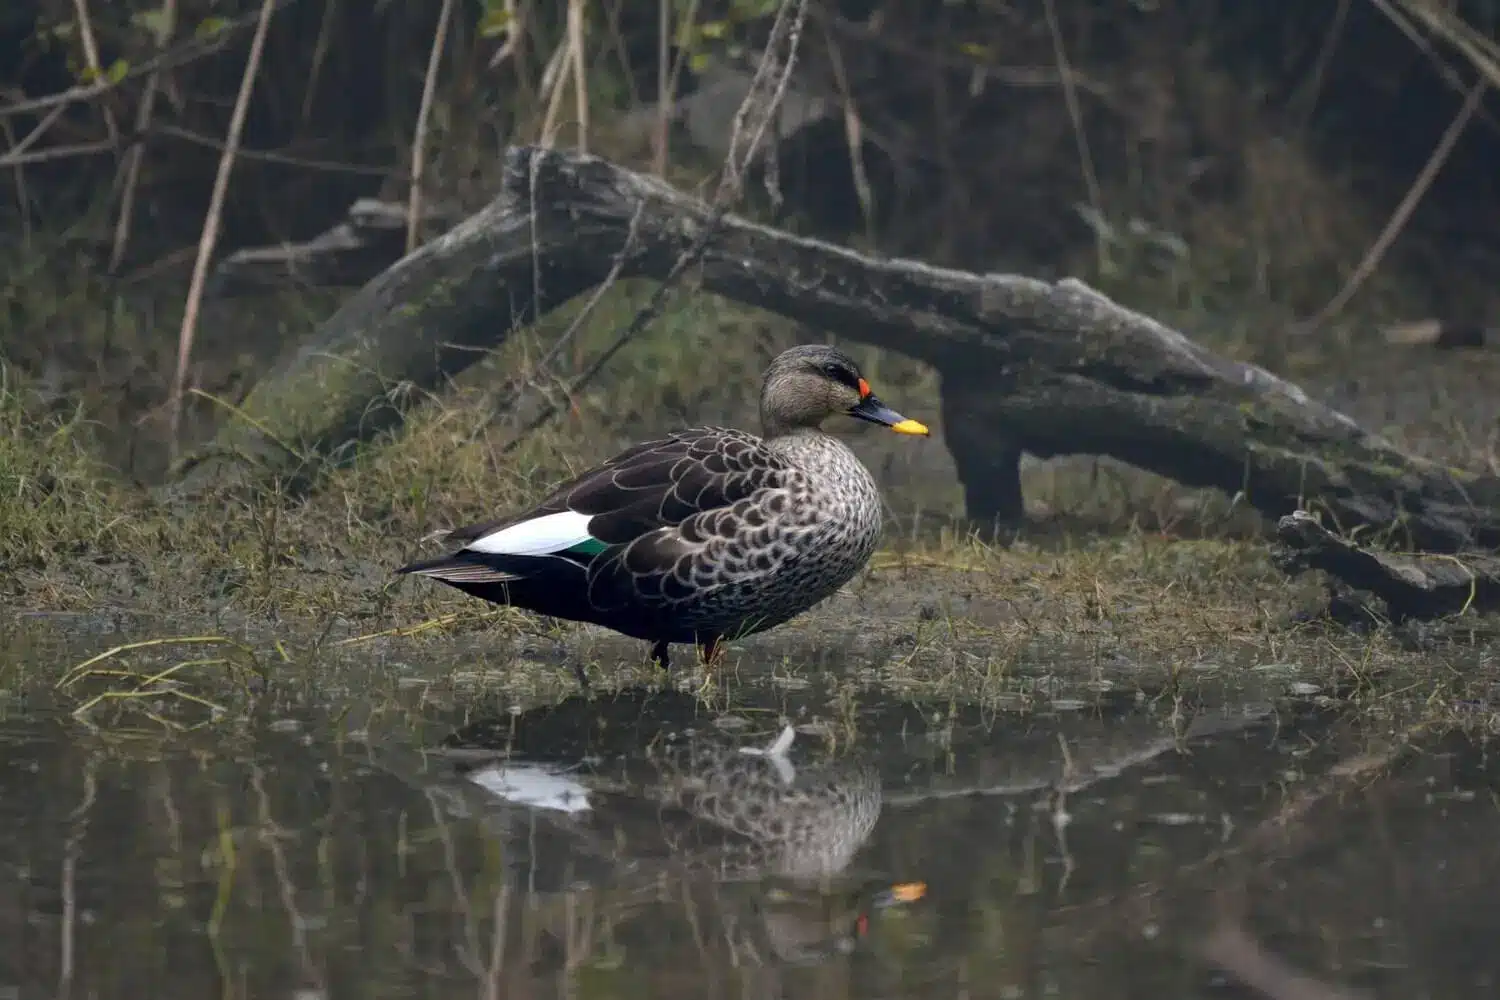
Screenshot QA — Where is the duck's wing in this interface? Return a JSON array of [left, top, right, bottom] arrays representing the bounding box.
[[398, 428, 793, 586], [584, 455, 817, 618]]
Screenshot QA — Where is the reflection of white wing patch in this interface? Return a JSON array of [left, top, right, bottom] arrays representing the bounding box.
[[739, 724, 797, 785], [467, 510, 597, 556], [465, 762, 591, 814]]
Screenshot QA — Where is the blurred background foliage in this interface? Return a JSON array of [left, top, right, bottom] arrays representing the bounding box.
[[2, 0, 1499, 483]]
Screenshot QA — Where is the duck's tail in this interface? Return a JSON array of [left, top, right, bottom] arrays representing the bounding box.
[[396, 550, 525, 585]]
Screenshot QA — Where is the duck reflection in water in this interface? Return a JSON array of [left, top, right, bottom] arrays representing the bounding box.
[[417, 688, 926, 973]]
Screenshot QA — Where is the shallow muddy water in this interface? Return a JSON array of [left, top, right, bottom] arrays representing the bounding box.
[[1, 619, 1498, 1000]]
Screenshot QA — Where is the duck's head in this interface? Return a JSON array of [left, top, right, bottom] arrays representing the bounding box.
[[760, 345, 930, 438]]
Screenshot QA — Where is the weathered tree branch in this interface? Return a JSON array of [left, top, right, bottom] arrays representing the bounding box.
[[177, 145, 1500, 563], [1275, 510, 1500, 619]]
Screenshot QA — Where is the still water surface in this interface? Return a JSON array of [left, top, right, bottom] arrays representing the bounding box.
[[1, 620, 1497, 1000]]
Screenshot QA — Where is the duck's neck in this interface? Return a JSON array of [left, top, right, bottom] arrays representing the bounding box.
[[763, 426, 864, 471], [761, 418, 828, 441]]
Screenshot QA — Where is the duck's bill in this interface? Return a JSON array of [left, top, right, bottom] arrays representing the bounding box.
[[874, 881, 928, 906], [849, 395, 930, 436]]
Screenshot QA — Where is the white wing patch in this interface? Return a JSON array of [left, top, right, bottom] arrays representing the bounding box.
[[467, 510, 597, 556], [465, 761, 591, 814]]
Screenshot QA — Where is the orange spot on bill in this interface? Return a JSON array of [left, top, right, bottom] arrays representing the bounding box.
[[888, 882, 927, 902], [857, 377, 871, 399]]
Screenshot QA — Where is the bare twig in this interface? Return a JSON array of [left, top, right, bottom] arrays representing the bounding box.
[[0, 0, 303, 120], [1042, 0, 1105, 272], [662, 0, 701, 161], [490, 200, 646, 419], [818, 20, 875, 241], [1306, 77, 1487, 328], [152, 122, 401, 178], [503, 0, 810, 455], [168, 0, 279, 445], [1292, 0, 1352, 131], [0, 118, 31, 240], [0, 139, 115, 168], [68, 0, 122, 149], [568, 0, 590, 153], [487, 0, 524, 69], [409, 0, 456, 254], [654, 0, 671, 173], [110, 0, 179, 273], [300, 0, 340, 125], [3, 103, 67, 162], [538, 0, 588, 147], [716, 0, 810, 201]]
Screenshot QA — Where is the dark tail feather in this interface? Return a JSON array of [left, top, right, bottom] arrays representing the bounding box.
[[396, 550, 523, 584]]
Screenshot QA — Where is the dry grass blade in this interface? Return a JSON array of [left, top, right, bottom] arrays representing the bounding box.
[[56, 635, 250, 689], [55, 636, 259, 728], [333, 609, 513, 646]]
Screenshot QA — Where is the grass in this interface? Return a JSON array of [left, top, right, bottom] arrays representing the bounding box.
[[1, 72, 1497, 719], [0, 277, 1491, 718], [0, 364, 142, 586]]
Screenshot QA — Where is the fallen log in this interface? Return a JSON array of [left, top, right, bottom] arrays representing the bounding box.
[[1274, 510, 1500, 619], [208, 198, 464, 295], [174, 145, 1500, 562]]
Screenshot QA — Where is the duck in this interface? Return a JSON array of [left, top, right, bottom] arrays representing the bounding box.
[[447, 714, 886, 882], [422, 691, 923, 971], [396, 344, 929, 679]]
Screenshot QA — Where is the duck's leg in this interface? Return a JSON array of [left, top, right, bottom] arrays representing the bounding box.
[[695, 635, 726, 694], [650, 639, 672, 671], [569, 660, 592, 692]]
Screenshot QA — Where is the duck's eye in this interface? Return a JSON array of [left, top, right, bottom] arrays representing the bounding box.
[[821, 362, 844, 380]]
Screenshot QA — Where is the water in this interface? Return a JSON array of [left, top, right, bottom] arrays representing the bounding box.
[[1, 621, 1497, 999]]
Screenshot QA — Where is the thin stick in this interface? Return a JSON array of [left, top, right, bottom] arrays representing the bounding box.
[[537, 0, 584, 146], [1041, 0, 1104, 272], [167, 0, 278, 446], [487, 0, 523, 69], [819, 21, 874, 241], [1, 0, 300, 122], [69, 0, 121, 149], [3, 103, 67, 162], [152, 123, 399, 177], [1292, 0, 1351, 131], [654, 0, 670, 173], [0, 140, 114, 169], [1, 119, 32, 241], [1307, 78, 1487, 327], [110, 0, 179, 273], [408, 0, 455, 255], [300, 0, 339, 126], [503, 0, 809, 455], [568, 0, 589, 152]]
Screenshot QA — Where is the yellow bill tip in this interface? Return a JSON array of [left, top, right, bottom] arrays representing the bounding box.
[[888, 882, 927, 902], [890, 419, 930, 436]]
